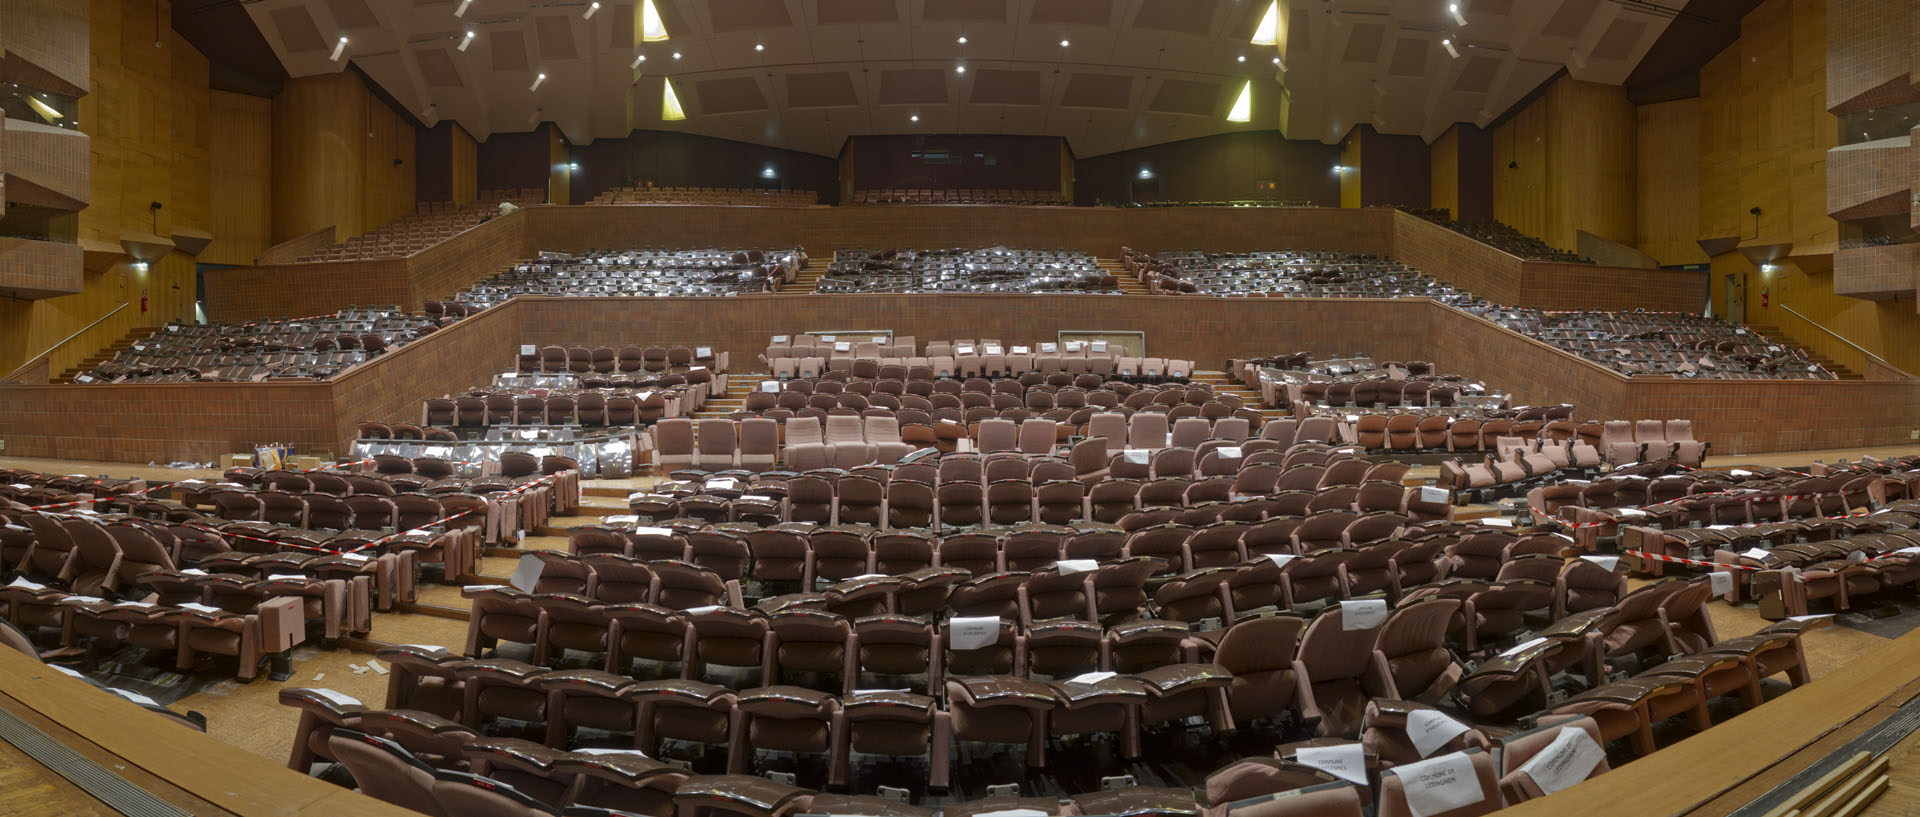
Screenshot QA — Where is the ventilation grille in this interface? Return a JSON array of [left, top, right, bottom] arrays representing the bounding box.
[[0, 706, 193, 817]]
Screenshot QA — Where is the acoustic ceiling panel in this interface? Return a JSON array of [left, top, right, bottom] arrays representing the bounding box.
[[1059, 72, 1133, 109], [1133, 0, 1217, 35], [786, 71, 861, 107], [709, 0, 794, 33], [923, 0, 1008, 22], [1146, 79, 1220, 116], [696, 76, 770, 114], [969, 69, 1043, 105], [878, 68, 949, 104], [269, 6, 326, 52]]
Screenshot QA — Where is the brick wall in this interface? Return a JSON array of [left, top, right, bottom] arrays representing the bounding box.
[[1827, 138, 1911, 219], [1833, 243, 1919, 299], [0, 379, 338, 463], [0, 237, 82, 298], [1387, 211, 1710, 311], [1827, 0, 1920, 113], [0, 0, 89, 96], [202, 258, 414, 323], [2, 120, 88, 209]]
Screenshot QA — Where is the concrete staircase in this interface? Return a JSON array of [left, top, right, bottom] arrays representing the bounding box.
[[1743, 324, 1864, 380], [53, 326, 164, 384]]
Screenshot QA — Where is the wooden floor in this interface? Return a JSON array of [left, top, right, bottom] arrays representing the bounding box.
[[0, 736, 116, 817]]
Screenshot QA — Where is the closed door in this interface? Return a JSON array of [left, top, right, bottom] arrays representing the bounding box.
[[1724, 273, 1745, 323]]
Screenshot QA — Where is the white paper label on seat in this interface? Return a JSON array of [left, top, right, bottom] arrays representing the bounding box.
[[696, 347, 712, 358], [632, 526, 674, 536], [7, 577, 46, 590], [576, 747, 652, 759], [1344, 414, 1359, 422], [948, 616, 1001, 650], [1123, 450, 1150, 464], [958, 346, 974, 356], [52, 665, 84, 678], [761, 381, 781, 393], [178, 602, 221, 614], [773, 335, 790, 343], [1581, 555, 1621, 573], [1040, 343, 1058, 353], [1742, 548, 1771, 560], [707, 478, 740, 491], [110, 688, 162, 707], [166, 326, 178, 332], [521, 345, 537, 355], [1615, 508, 1646, 518], [1066, 342, 1083, 351], [1340, 599, 1389, 631], [1517, 727, 1606, 795], [940, 418, 959, 425], [1707, 524, 1735, 530], [835, 342, 852, 352], [1264, 553, 1296, 569], [690, 366, 707, 373], [1500, 637, 1549, 659], [872, 336, 887, 344], [1480, 518, 1513, 528], [1395, 751, 1484, 817], [1730, 469, 1752, 477], [114, 601, 155, 608], [1788, 614, 1833, 624], [1056, 559, 1098, 574], [1092, 341, 1108, 352], [509, 554, 544, 593], [1420, 486, 1449, 504], [683, 605, 726, 616], [821, 335, 836, 343], [1705, 571, 1735, 596], [1067, 671, 1117, 684], [1012, 346, 1030, 354], [306, 688, 363, 707], [60, 595, 104, 605], [268, 573, 307, 581], [1407, 710, 1474, 758], [742, 494, 772, 502], [973, 811, 1049, 817], [985, 345, 1002, 354], [1219, 447, 1243, 459], [402, 644, 448, 653], [1295, 743, 1367, 785]]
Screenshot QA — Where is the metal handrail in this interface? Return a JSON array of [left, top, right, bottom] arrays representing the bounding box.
[[0, 302, 128, 383], [1776, 305, 1911, 377]]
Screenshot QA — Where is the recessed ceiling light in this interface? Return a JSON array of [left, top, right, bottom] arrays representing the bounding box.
[[1059, 39, 1070, 47], [631, 53, 646, 67], [1272, 57, 1281, 64], [754, 43, 764, 51], [672, 51, 681, 59], [956, 64, 966, 74], [1237, 55, 1246, 62], [956, 36, 967, 44], [910, 114, 920, 122]]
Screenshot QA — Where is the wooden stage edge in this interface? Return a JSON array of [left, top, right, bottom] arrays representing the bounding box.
[[4, 625, 1920, 816], [1504, 624, 1920, 816], [0, 646, 418, 817]]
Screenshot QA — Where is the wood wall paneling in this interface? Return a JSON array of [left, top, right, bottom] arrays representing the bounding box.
[[413, 122, 453, 204], [205, 91, 272, 266], [1339, 134, 1361, 208], [1547, 80, 1637, 248], [270, 72, 417, 244], [450, 121, 477, 205], [1636, 98, 1707, 265], [1492, 94, 1551, 244], [2, 0, 199, 378], [546, 124, 569, 208]]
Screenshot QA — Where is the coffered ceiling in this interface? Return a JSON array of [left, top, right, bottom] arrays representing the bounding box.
[[237, 0, 1686, 155]]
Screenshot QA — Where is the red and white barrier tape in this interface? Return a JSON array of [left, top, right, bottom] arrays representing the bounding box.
[[27, 482, 178, 512], [1623, 550, 1760, 571]]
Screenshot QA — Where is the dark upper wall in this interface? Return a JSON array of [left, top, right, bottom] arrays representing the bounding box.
[[477, 128, 555, 196], [1072, 131, 1343, 206], [567, 131, 840, 205], [846, 135, 1064, 192], [416, 122, 456, 203], [1456, 124, 1494, 221], [1354, 127, 1433, 209]]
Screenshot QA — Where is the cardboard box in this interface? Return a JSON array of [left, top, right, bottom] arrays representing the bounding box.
[[294, 456, 324, 472], [256, 596, 306, 653], [222, 453, 253, 468]]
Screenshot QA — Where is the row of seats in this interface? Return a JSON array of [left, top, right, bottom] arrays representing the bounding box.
[[450, 248, 805, 307], [295, 705, 1621, 817], [1404, 211, 1593, 264], [591, 185, 817, 207], [1124, 249, 1464, 302], [0, 618, 211, 730], [77, 307, 445, 384], [516, 344, 730, 375], [296, 189, 542, 263], [850, 188, 1068, 205], [765, 334, 1129, 362], [818, 248, 1115, 294], [412, 386, 712, 430], [767, 354, 1193, 382]]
